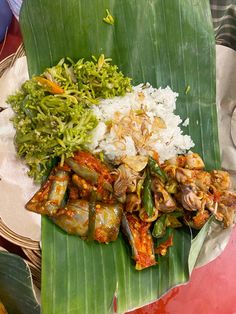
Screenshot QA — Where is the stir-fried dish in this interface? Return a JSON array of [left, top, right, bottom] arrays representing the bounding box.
[[8, 55, 236, 270], [26, 151, 236, 270]]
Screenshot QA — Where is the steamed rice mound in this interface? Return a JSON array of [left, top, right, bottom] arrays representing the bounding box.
[[88, 83, 194, 163]]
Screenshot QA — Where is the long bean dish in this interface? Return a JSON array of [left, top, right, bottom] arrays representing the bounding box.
[[8, 55, 236, 270]]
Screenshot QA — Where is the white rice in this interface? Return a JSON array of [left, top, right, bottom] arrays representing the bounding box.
[[87, 83, 194, 163]]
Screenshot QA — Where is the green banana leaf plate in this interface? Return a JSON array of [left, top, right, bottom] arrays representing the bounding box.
[[19, 0, 219, 313]]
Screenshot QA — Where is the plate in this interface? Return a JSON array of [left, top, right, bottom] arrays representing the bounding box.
[[0, 218, 40, 250], [0, 47, 41, 246], [231, 106, 236, 148]]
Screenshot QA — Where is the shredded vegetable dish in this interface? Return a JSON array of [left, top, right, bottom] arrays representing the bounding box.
[[8, 55, 131, 182]]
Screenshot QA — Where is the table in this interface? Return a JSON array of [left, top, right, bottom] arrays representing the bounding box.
[[1, 17, 236, 314], [130, 227, 236, 314]]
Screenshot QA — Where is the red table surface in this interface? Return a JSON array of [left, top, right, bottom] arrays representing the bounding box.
[[129, 226, 236, 314], [1, 18, 236, 314], [0, 17, 22, 61]]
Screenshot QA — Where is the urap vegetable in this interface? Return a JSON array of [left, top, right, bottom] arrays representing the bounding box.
[[8, 55, 132, 182]]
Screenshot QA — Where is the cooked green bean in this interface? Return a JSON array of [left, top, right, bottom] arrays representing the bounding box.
[[66, 158, 99, 184], [45, 169, 69, 215], [142, 169, 155, 217], [88, 191, 97, 241], [148, 156, 168, 183], [152, 215, 167, 238]]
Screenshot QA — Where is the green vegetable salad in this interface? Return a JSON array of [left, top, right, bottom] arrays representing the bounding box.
[[8, 55, 132, 182]]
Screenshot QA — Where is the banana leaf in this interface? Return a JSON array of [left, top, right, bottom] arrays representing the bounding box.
[[0, 251, 40, 314], [19, 0, 219, 313]]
